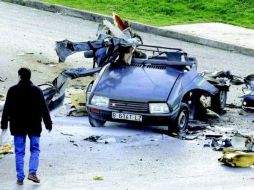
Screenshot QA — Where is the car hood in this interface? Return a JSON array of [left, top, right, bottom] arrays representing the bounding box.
[[94, 65, 181, 102]]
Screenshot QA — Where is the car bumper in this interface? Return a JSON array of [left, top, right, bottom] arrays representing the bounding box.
[[242, 96, 254, 109], [87, 105, 178, 126]]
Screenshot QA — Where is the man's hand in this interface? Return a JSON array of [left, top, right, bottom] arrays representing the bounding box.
[[46, 124, 52, 133]]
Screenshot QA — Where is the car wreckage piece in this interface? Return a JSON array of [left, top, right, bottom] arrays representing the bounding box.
[[42, 13, 142, 111], [40, 67, 101, 111], [240, 74, 254, 110], [45, 14, 254, 133], [202, 71, 254, 111], [219, 148, 254, 167]]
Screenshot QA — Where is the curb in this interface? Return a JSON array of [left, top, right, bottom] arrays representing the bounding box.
[[2, 0, 254, 57]]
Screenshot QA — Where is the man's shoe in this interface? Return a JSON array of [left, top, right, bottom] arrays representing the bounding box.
[[27, 174, 40, 183], [17, 180, 23, 185]]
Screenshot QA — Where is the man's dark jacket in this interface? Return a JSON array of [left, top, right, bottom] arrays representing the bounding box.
[[1, 80, 52, 136]]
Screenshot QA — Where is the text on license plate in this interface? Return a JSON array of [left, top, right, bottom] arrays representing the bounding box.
[[112, 112, 142, 122]]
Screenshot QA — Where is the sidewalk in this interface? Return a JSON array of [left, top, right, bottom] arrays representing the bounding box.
[[161, 23, 254, 52], [2, 0, 254, 57]]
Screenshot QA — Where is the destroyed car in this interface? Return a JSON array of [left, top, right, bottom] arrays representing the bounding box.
[[85, 45, 231, 132], [50, 13, 253, 132]]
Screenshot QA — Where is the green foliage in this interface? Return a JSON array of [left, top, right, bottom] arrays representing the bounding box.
[[41, 0, 254, 28]]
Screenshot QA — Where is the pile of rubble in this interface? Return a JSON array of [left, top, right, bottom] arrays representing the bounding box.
[[177, 121, 254, 167]]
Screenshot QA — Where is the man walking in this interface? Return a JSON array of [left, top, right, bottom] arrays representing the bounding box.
[[1, 68, 52, 185]]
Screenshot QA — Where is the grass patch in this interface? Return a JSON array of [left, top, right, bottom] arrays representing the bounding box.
[[41, 0, 254, 28]]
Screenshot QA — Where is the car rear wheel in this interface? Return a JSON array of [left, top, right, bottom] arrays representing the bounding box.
[[88, 116, 106, 127], [210, 90, 227, 114], [169, 103, 189, 133]]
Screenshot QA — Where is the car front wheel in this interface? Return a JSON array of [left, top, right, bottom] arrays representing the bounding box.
[[88, 116, 106, 127], [169, 103, 189, 133], [210, 90, 227, 114]]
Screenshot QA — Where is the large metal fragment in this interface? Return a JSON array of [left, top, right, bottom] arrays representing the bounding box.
[[219, 149, 254, 167]]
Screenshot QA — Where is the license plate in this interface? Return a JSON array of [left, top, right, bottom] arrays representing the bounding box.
[[112, 112, 142, 122]]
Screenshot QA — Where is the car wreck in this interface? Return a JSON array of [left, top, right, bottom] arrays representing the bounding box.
[[41, 14, 254, 133]]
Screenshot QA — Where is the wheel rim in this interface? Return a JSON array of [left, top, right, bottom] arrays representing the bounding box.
[[178, 110, 187, 130], [220, 91, 226, 107]]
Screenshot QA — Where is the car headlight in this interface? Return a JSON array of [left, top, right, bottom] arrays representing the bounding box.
[[149, 103, 169, 114], [91, 95, 109, 107]]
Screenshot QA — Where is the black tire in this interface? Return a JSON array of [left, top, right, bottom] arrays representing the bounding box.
[[210, 90, 227, 114], [88, 116, 106, 127], [169, 103, 189, 133]]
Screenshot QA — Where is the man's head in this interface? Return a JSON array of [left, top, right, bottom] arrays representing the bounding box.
[[18, 67, 31, 81]]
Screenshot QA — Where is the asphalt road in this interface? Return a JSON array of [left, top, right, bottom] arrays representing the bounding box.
[[0, 2, 254, 190]]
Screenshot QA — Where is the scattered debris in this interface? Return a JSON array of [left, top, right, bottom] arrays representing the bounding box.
[[43, 61, 57, 65], [60, 132, 74, 136], [84, 135, 101, 142], [97, 137, 116, 144], [188, 120, 208, 131], [83, 135, 117, 144], [73, 143, 79, 147], [211, 138, 232, 151], [173, 129, 204, 140], [93, 176, 104, 180], [203, 143, 210, 147], [201, 130, 254, 153], [17, 52, 34, 56], [0, 144, 14, 155], [245, 136, 254, 151], [205, 134, 223, 139], [0, 77, 7, 82], [231, 134, 254, 151]]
